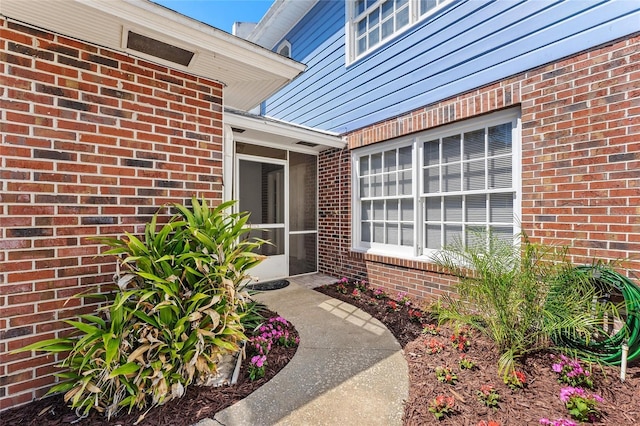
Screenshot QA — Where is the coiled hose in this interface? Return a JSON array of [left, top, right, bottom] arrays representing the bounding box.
[[560, 266, 640, 365]]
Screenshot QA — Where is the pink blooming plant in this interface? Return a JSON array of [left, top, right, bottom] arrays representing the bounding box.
[[560, 386, 603, 422]]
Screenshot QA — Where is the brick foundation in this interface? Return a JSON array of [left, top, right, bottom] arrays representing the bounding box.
[[319, 33, 640, 302], [0, 19, 223, 409]]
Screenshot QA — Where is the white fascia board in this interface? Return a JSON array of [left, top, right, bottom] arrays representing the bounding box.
[[92, 0, 307, 79], [226, 112, 345, 149], [246, 0, 318, 50]]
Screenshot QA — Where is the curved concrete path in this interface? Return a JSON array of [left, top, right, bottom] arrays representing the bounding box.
[[196, 277, 408, 426]]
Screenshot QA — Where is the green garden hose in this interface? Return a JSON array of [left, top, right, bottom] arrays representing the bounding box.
[[561, 266, 640, 365]]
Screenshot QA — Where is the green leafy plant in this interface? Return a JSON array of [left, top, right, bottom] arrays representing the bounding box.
[[433, 230, 618, 380], [428, 395, 455, 420], [551, 354, 594, 389], [435, 366, 458, 384], [503, 370, 527, 390], [477, 384, 500, 408], [458, 355, 476, 370], [16, 198, 266, 419], [560, 386, 603, 422]]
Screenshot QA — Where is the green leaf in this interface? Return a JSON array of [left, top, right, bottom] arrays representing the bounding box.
[[109, 362, 140, 378]]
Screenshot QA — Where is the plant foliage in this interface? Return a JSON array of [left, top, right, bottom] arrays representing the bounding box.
[[17, 198, 266, 419], [432, 230, 619, 379]]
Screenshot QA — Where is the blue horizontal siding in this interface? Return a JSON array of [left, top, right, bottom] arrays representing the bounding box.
[[263, 0, 640, 134]]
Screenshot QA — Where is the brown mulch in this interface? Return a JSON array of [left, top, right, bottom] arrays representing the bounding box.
[[315, 282, 640, 426], [5, 282, 640, 426], [0, 309, 298, 426]]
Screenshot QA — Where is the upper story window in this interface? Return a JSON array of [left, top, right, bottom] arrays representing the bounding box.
[[348, 0, 451, 63]]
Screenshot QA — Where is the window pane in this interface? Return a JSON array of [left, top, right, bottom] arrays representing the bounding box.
[[489, 123, 512, 156], [382, 0, 394, 19], [464, 159, 485, 191], [384, 173, 397, 196], [488, 156, 512, 189], [423, 140, 439, 166], [466, 194, 486, 222], [357, 36, 367, 55], [396, 7, 409, 29], [464, 129, 485, 160], [386, 223, 398, 245], [368, 9, 380, 26], [465, 226, 486, 249], [361, 201, 371, 220], [360, 156, 369, 175], [384, 149, 396, 171], [381, 19, 394, 40], [387, 199, 399, 221], [360, 177, 369, 197], [372, 174, 383, 196], [373, 200, 384, 220], [426, 224, 441, 249], [444, 224, 462, 246], [356, 0, 366, 15], [401, 224, 413, 246], [490, 193, 513, 223], [444, 196, 462, 222], [442, 135, 461, 162], [361, 222, 371, 242], [401, 198, 413, 221], [399, 170, 412, 195], [490, 226, 514, 243], [373, 222, 384, 242], [425, 197, 440, 221], [424, 167, 439, 193], [420, 0, 438, 15], [371, 152, 382, 173], [357, 19, 367, 37], [443, 163, 461, 192], [399, 146, 412, 169], [368, 27, 379, 47]]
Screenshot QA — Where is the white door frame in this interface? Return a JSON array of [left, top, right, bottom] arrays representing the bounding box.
[[235, 153, 289, 281]]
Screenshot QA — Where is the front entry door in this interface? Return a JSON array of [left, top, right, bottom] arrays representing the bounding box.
[[237, 156, 288, 281]]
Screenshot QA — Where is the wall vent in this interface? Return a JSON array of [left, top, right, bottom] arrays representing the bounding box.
[[127, 31, 194, 66], [296, 141, 319, 147]]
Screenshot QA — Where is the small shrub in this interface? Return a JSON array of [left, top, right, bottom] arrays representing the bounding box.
[[16, 198, 265, 418]]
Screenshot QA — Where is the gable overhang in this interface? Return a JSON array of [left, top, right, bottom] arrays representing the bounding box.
[[0, 0, 306, 111], [245, 0, 318, 49], [226, 109, 345, 154]]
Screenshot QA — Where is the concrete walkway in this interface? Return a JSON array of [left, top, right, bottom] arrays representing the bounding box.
[[195, 275, 408, 426]]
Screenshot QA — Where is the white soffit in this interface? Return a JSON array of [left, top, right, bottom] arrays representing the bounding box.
[[0, 0, 306, 111], [246, 0, 318, 49], [226, 109, 345, 154]]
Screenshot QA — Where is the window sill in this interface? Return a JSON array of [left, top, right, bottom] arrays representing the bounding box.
[[349, 247, 443, 274]]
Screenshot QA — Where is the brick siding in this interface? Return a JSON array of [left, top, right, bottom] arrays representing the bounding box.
[[0, 19, 223, 409], [319, 33, 640, 302]]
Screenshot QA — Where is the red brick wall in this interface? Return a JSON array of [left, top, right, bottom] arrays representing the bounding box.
[[319, 33, 640, 303], [0, 19, 224, 409]]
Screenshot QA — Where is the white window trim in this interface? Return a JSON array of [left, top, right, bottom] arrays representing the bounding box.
[[345, 0, 453, 65], [351, 108, 522, 261]]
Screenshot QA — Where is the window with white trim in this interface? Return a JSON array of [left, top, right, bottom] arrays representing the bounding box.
[[348, 0, 451, 63], [353, 110, 520, 258]]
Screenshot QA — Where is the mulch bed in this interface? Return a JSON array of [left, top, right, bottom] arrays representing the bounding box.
[[5, 281, 640, 426], [315, 281, 640, 425], [0, 309, 298, 426]]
